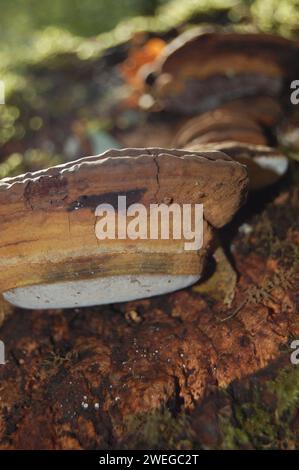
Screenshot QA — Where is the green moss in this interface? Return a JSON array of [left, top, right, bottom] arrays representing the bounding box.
[[220, 366, 299, 449], [269, 367, 299, 418], [121, 366, 299, 450], [124, 408, 194, 450]]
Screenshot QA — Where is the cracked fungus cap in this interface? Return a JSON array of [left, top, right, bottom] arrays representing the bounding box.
[[0, 147, 248, 309]]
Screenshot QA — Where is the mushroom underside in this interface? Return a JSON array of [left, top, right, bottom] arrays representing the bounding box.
[[3, 274, 201, 309]]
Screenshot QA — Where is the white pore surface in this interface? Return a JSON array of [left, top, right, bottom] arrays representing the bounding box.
[[254, 155, 288, 176], [3, 274, 201, 310]]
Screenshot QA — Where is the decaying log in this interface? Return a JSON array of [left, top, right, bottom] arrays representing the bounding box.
[[0, 184, 298, 449]]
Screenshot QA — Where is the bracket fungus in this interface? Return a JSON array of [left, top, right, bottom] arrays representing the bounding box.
[[141, 31, 298, 190], [0, 147, 248, 309], [173, 100, 288, 190], [148, 30, 299, 114]]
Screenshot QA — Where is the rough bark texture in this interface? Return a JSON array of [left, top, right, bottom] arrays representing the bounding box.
[[0, 180, 298, 449]]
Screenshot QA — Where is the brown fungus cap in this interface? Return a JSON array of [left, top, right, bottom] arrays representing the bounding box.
[[149, 30, 299, 114], [0, 148, 248, 296], [173, 100, 289, 190], [186, 141, 288, 190], [174, 108, 268, 148]]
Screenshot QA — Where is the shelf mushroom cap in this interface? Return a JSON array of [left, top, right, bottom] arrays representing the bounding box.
[[174, 102, 289, 190], [149, 30, 299, 114], [0, 147, 248, 309], [186, 141, 288, 190]]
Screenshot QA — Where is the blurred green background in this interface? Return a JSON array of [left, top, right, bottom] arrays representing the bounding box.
[[1, 0, 298, 53], [0, 0, 298, 178], [0, 0, 167, 39]]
